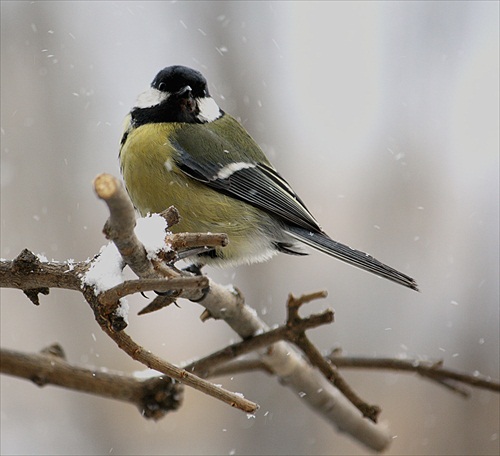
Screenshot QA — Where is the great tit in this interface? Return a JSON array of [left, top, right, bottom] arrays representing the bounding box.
[[120, 65, 418, 291]]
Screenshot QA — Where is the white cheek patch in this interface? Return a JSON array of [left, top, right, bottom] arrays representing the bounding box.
[[135, 87, 169, 109], [196, 97, 222, 122], [216, 162, 255, 180]]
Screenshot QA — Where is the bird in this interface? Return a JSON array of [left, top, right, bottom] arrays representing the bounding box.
[[119, 65, 418, 291]]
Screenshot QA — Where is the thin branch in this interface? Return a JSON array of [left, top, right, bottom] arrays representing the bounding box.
[[101, 327, 258, 413], [2, 252, 257, 414], [328, 354, 500, 395], [2, 171, 497, 454], [90, 175, 260, 413], [187, 281, 393, 451], [99, 276, 209, 308], [206, 359, 274, 378], [186, 298, 499, 398], [94, 174, 176, 281], [166, 232, 229, 252], [93, 174, 207, 302], [0, 344, 183, 419], [0, 249, 83, 293], [190, 290, 380, 422], [1, 249, 256, 413], [137, 294, 178, 315], [285, 293, 381, 422], [184, 308, 334, 376]]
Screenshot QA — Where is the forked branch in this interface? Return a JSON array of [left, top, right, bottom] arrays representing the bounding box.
[[1, 173, 498, 454]]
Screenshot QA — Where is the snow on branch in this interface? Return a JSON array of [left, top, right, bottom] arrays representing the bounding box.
[[1, 343, 183, 419], [1, 173, 498, 453]]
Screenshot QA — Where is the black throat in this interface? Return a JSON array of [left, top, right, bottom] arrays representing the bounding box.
[[131, 98, 202, 127]]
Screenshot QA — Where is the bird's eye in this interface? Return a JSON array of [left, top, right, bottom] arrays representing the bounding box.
[[158, 82, 166, 91]]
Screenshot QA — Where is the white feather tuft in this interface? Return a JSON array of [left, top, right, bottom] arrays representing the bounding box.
[[216, 162, 255, 180], [135, 87, 168, 108], [197, 97, 222, 122]]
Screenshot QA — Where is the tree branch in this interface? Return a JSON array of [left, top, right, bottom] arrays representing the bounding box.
[[185, 291, 381, 422], [206, 359, 275, 378], [0, 244, 256, 413], [89, 174, 259, 413], [328, 354, 500, 395], [3, 172, 497, 454], [185, 281, 392, 450], [91, 174, 392, 451], [166, 232, 229, 252], [98, 276, 209, 309], [0, 249, 83, 293], [0, 344, 183, 419], [100, 328, 257, 413], [285, 293, 381, 422], [184, 306, 334, 376], [94, 174, 161, 281]]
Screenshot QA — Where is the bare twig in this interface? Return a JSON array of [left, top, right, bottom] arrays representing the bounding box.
[[167, 232, 229, 251], [1, 249, 256, 414], [99, 276, 209, 308], [93, 176, 386, 441], [2, 171, 498, 454], [0, 249, 83, 293], [207, 359, 274, 378], [328, 354, 500, 395], [189, 282, 393, 451], [0, 344, 183, 419], [101, 328, 258, 413], [191, 290, 380, 422], [184, 308, 334, 376], [94, 174, 156, 279], [286, 293, 381, 422], [186, 297, 500, 399], [92, 174, 258, 414], [93, 174, 207, 301]]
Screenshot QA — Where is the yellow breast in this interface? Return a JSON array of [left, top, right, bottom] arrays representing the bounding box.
[[119, 120, 277, 266]]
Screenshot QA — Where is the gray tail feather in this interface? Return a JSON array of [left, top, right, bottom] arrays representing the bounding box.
[[285, 226, 419, 291]]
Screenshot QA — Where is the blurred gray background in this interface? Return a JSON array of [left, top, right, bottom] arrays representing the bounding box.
[[1, 1, 498, 455]]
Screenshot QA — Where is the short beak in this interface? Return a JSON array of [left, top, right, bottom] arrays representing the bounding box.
[[175, 85, 192, 98]]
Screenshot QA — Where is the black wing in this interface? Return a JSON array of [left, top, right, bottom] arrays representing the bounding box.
[[174, 145, 322, 233], [170, 119, 419, 291]]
